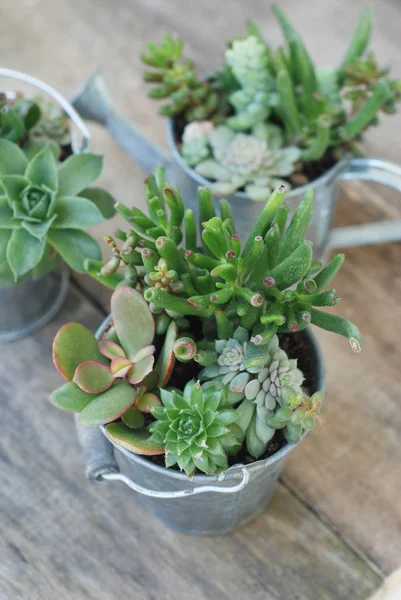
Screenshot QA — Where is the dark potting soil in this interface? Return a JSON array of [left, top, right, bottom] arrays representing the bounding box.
[[145, 330, 317, 472], [173, 116, 338, 190]]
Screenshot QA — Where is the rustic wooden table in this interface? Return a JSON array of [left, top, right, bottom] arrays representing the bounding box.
[[1, 1, 400, 599]]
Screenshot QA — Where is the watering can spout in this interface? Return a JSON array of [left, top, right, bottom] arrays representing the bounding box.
[[72, 70, 112, 125], [72, 70, 170, 173]]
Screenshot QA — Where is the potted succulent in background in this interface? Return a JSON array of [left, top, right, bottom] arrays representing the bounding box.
[[0, 70, 115, 342], [72, 6, 401, 257], [49, 167, 361, 534]]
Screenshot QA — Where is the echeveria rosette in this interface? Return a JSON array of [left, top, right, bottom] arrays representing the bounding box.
[[0, 139, 115, 283], [195, 125, 301, 201], [200, 329, 305, 459], [149, 381, 243, 476]]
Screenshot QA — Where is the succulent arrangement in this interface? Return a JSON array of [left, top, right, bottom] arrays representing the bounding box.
[[141, 7, 401, 199], [50, 167, 361, 475], [0, 135, 115, 285]]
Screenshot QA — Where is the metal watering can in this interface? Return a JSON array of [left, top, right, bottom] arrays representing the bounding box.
[[72, 71, 401, 259], [74, 317, 325, 535]]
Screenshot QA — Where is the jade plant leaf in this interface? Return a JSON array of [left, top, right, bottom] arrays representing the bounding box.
[[47, 229, 101, 272], [110, 356, 132, 378], [155, 319, 178, 386], [111, 286, 155, 360], [105, 422, 165, 455], [79, 380, 138, 427], [49, 381, 94, 412], [78, 187, 116, 219], [122, 405, 145, 429], [73, 360, 114, 393], [0, 139, 28, 176], [136, 391, 161, 412], [128, 355, 154, 385], [98, 340, 125, 359], [52, 197, 104, 229], [57, 154, 103, 197], [53, 322, 108, 381]]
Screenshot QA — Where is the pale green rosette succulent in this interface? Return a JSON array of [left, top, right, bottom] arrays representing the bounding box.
[[200, 328, 305, 459], [195, 125, 301, 201]]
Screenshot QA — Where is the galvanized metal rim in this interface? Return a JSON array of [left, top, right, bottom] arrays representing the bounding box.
[[96, 315, 326, 484]]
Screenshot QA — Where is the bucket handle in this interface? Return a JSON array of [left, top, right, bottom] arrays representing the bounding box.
[[74, 416, 250, 498], [0, 67, 90, 154]]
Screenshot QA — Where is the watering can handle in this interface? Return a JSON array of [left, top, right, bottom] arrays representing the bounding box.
[[329, 157, 401, 249], [0, 67, 90, 154], [74, 415, 249, 498]]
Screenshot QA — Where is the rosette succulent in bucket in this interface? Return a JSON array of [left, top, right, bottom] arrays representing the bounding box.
[[50, 166, 361, 477]]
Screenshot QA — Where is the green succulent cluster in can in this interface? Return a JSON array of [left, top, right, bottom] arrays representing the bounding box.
[[0, 94, 116, 285], [50, 166, 361, 477], [141, 6, 401, 200]]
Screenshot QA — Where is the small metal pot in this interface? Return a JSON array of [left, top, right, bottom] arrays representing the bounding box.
[[72, 71, 401, 260], [0, 267, 69, 343], [0, 68, 90, 342], [74, 317, 325, 535]]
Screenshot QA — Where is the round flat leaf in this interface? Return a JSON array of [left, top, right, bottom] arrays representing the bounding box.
[[49, 381, 94, 412], [53, 322, 108, 381], [73, 360, 114, 393], [105, 422, 165, 455], [79, 187, 116, 219], [26, 146, 58, 191], [98, 340, 125, 359], [111, 286, 155, 361], [128, 355, 154, 385], [47, 228, 101, 272], [110, 356, 132, 378], [52, 197, 105, 229], [122, 406, 145, 429], [57, 154, 103, 197], [0, 139, 28, 175], [79, 381, 137, 427], [136, 392, 161, 413]]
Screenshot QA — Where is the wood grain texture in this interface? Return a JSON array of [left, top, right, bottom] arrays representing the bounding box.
[[0, 0, 400, 596], [0, 285, 380, 600]]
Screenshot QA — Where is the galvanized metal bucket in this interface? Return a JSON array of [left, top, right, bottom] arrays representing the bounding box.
[[0, 266, 69, 342], [0, 68, 90, 342], [75, 317, 325, 535], [72, 71, 401, 260]]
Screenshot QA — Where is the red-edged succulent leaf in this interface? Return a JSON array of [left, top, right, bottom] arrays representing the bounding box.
[[49, 381, 94, 412], [128, 355, 154, 385], [105, 422, 165, 455], [79, 381, 137, 427], [155, 320, 178, 386], [131, 344, 155, 363], [136, 391, 161, 413], [73, 361, 114, 393], [98, 340, 125, 360], [53, 322, 108, 381], [110, 356, 132, 378], [122, 406, 145, 429], [110, 286, 155, 360]]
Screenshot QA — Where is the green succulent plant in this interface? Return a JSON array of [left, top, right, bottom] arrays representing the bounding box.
[[0, 93, 41, 144], [149, 380, 243, 476], [50, 167, 360, 476], [0, 139, 115, 284], [143, 7, 400, 178], [199, 329, 304, 458], [30, 95, 71, 147], [194, 124, 301, 200]]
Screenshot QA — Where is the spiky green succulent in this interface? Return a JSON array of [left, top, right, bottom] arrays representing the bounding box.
[[0, 92, 41, 144], [194, 124, 301, 200], [149, 381, 243, 476], [0, 140, 115, 284], [199, 330, 304, 458], [143, 7, 400, 174]]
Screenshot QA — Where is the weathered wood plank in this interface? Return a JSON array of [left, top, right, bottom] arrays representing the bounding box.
[[0, 285, 380, 600]]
